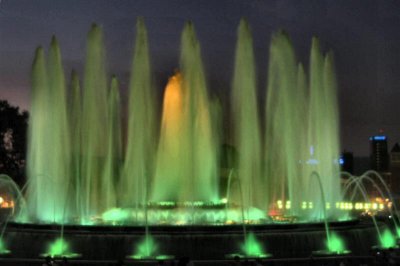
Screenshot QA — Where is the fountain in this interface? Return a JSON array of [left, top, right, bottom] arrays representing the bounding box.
[[22, 16, 344, 226], [0, 17, 388, 261]]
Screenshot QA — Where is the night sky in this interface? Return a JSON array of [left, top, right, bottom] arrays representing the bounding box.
[[1, 0, 400, 156]]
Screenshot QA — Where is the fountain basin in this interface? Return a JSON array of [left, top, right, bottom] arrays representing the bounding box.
[[2, 219, 383, 260]]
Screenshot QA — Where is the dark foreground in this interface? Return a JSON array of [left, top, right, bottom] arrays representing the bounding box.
[[0, 219, 393, 265]]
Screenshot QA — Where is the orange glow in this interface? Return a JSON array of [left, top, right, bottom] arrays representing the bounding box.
[[0, 197, 14, 209], [161, 73, 184, 131]]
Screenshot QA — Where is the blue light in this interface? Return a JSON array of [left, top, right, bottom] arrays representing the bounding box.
[[306, 158, 319, 165], [339, 158, 344, 165], [372, 136, 386, 141], [309, 145, 314, 156]]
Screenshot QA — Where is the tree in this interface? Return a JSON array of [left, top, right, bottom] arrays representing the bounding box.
[[0, 100, 28, 187]]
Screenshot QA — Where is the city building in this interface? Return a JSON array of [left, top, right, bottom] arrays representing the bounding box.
[[370, 135, 389, 172], [365, 136, 391, 198]]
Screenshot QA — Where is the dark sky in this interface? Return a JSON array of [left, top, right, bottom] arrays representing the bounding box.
[[1, 0, 400, 156]]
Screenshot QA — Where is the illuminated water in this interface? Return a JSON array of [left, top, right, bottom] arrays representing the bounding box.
[[20, 18, 345, 225], [120, 18, 155, 211], [27, 38, 71, 223], [265, 32, 340, 220], [231, 20, 262, 212], [151, 22, 218, 203]]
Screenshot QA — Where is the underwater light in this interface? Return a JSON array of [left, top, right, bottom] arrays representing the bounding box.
[[127, 235, 174, 262], [379, 229, 398, 249], [312, 232, 351, 256], [371, 229, 399, 253], [225, 233, 272, 260], [40, 238, 81, 259], [0, 239, 10, 256]]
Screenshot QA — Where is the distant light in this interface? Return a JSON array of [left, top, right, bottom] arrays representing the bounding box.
[[309, 146, 314, 156], [339, 158, 344, 165], [372, 136, 386, 141], [0, 197, 4, 204], [306, 159, 319, 165]]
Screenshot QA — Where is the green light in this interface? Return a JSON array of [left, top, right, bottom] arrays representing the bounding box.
[[42, 238, 80, 258], [0, 239, 10, 255], [381, 229, 396, 249], [127, 236, 174, 261], [102, 208, 130, 223], [80, 219, 94, 226], [49, 238, 68, 256], [241, 233, 264, 257], [246, 208, 266, 221], [155, 255, 174, 260], [327, 232, 346, 253], [134, 235, 158, 258]]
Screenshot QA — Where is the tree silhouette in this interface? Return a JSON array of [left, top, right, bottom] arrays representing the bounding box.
[[0, 100, 28, 187]]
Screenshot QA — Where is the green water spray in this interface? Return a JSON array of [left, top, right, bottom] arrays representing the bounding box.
[[121, 17, 156, 209], [151, 22, 218, 203], [232, 19, 262, 212], [27, 38, 71, 222]]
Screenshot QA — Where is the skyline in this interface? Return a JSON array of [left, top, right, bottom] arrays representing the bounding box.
[[1, 0, 400, 156]]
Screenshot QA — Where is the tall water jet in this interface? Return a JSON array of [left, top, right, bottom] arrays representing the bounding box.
[[295, 62, 310, 205], [80, 24, 109, 219], [68, 71, 82, 216], [307, 39, 340, 218], [231, 19, 262, 211], [100, 76, 121, 211], [152, 22, 218, 202], [120, 18, 156, 209], [151, 73, 185, 201], [264, 31, 305, 216], [264, 33, 341, 219], [179, 22, 218, 202], [47, 37, 71, 220], [27, 47, 49, 221], [27, 37, 71, 222]]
